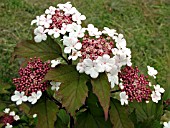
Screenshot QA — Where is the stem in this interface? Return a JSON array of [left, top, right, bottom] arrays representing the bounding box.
[[111, 89, 121, 93], [60, 54, 69, 64], [70, 114, 74, 128]]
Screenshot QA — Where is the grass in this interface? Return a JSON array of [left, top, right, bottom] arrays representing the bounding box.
[[0, 0, 170, 93]]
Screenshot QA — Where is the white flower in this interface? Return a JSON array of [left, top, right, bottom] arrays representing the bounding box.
[[33, 114, 37, 118], [9, 111, 15, 116], [147, 66, 158, 79], [11, 91, 27, 105], [5, 123, 13, 128], [102, 27, 117, 38], [96, 54, 115, 72], [28, 91, 42, 104], [60, 23, 68, 34], [115, 34, 126, 49], [154, 84, 165, 94], [4, 108, 10, 113], [31, 16, 40, 26], [163, 121, 170, 128], [68, 50, 82, 60], [146, 101, 149, 103], [72, 12, 86, 24], [45, 27, 60, 38], [45, 6, 56, 15], [63, 33, 81, 53], [51, 60, 61, 67], [83, 59, 104, 78], [151, 91, 161, 103], [50, 81, 61, 91], [107, 65, 119, 88], [39, 14, 52, 28], [120, 91, 128, 105], [119, 82, 124, 90], [34, 26, 47, 43], [86, 24, 102, 38], [76, 62, 85, 73], [14, 115, 20, 121], [57, 2, 72, 12]]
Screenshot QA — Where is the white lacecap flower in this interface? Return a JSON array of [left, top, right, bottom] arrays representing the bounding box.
[[33, 114, 37, 118], [115, 34, 126, 49], [31, 16, 40, 26], [96, 54, 115, 72], [119, 82, 124, 90], [4, 108, 10, 114], [120, 91, 128, 105], [68, 50, 82, 60], [151, 91, 161, 103], [28, 91, 42, 104], [63, 33, 81, 54], [51, 60, 61, 68], [102, 27, 118, 38], [76, 62, 85, 73], [11, 91, 27, 105], [163, 121, 170, 128], [34, 26, 47, 43], [5, 123, 13, 128], [45, 6, 56, 15], [72, 12, 86, 24], [154, 84, 165, 94], [50, 81, 61, 91], [107, 65, 119, 88], [39, 14, 52, 28], [83, 59, 104, 78], [147, 66, 158, 79], [86, 24, 102, 37], [14, 115, 20, 121], [9, 111, 15, 116]]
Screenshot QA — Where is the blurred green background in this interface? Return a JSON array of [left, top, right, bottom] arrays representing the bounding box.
[[0, 0, 170, 90]]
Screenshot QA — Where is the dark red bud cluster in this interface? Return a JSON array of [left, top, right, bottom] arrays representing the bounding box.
[[0, 114, 14, 126], [13, 57, 50, 96], [119, 66, 152, 102], [50, 10, 73, 29], [81, 35, 114, 60]]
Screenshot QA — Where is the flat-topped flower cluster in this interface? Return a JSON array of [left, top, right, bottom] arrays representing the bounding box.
[[11, 2, 164, 107]]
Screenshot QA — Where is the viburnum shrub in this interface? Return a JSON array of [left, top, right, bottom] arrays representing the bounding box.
[[1, 2, 170, 128]]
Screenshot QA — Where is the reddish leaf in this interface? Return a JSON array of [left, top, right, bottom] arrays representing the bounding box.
[[44, 65, 89, 115], [12, 37, 62, 61], [91, 73, 111, 120], [110, 99, 134, 128], [29, 96, 59, 128]]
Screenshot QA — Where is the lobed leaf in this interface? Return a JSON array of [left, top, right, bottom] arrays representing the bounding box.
[[130, 100, 163, 122], [44, 65, 89, 115], [109, 99, 134, 128], [91, 73, 111, 120], [29, 95, 59, 128], [12, 36, 62, 62]]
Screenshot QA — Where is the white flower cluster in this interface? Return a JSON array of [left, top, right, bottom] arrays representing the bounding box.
[[31, 2, 86, 43], [3, 108, 20, 128], [147, 66, 165, 103], [11, 90, 42, 105], [151, 84, 165, 103]]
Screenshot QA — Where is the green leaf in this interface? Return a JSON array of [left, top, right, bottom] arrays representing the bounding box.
[[0, 80, 11, 94], [12, 36, 62, 61], [135, 120, 162, 128], [91, 73, 111, 119], [130, 100, 163, 122], [110, 99, 134, 128], [29, 95, 59, 128], [57, 109, 70, 125], [75, 110, 112, 128], [44, 65, 89, 115]]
